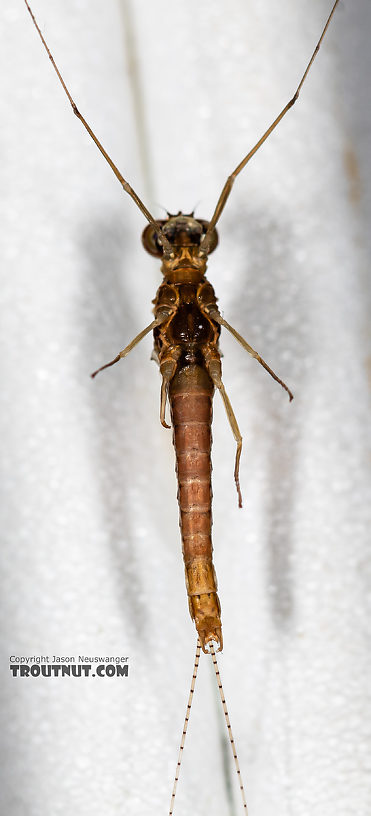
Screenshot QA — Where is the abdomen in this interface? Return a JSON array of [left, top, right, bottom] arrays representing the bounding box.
[[169, 362, 223, 653]]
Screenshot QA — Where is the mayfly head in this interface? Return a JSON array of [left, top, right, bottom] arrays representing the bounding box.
[[142, 213, 218, 256], [142, 213, 218, 284]]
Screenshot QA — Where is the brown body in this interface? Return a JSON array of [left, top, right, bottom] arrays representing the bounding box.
[[148, 216, 224, 653], [140, 212, 291, 653], [153, 269, 223, 653]]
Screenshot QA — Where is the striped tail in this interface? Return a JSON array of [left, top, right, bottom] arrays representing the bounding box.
[[169, 363, 223, 653]]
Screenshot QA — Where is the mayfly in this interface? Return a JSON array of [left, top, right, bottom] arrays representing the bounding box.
[[24, 0, 340, 811]]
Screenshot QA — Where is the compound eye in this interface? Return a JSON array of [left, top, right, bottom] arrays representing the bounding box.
[[199, 221, 219, 254], [142, 222, 166, 257]]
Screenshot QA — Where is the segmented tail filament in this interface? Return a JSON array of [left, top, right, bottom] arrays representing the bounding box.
[[210, 642, 248, 812], [169, 639, 248, 814], [169, 640, 201, 815]]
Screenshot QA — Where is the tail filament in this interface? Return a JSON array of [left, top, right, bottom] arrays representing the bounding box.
[[169, 640, 248, 813], [168, 639, 201, 815], [210, 644, 248, 812]]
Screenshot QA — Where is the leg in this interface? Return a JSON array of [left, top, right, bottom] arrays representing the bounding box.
[[200, 0, 340, 251], [205, 354, 243, 509], [91, 316, 166, 378], [206, 308, 293, 401], [160, 376, 171, 429], [159, 350, 181, 428], [23, 1, 172, 255]]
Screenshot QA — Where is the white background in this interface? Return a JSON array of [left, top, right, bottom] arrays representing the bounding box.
[[1, 1, 371, 814]]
